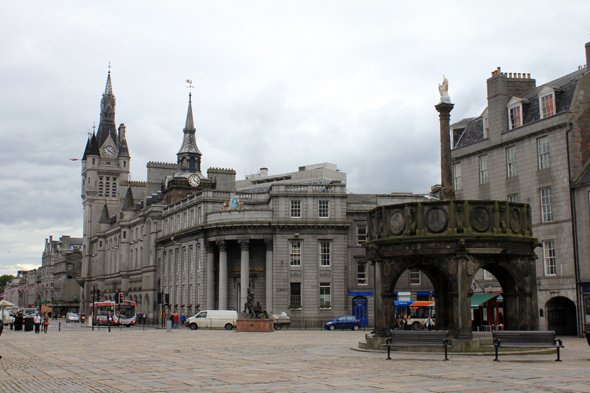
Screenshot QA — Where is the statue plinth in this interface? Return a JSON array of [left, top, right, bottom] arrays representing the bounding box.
[[236, 318, 274, 332]]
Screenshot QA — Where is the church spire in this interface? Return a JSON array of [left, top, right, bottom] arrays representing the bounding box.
[[176, 87, 202, 178], [96, 66, 118, 148]]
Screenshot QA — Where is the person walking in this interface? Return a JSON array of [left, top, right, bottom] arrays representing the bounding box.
[[42, 313, 49, 333], [424, 316, 433, 331], [405, 315, 412, 330], [174, 313, 180, 329], [0, 318, 3, 359], [180, 314, 186, 328], [33, 313, 41, 334]]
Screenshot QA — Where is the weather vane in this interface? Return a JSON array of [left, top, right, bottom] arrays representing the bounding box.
[[186, 79, 194, 94]]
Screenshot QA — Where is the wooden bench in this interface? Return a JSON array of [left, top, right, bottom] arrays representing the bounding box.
[[492, 330, 564, 361], [383, 330, 451, 361]]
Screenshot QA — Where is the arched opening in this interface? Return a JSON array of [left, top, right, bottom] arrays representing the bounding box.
[[392, 267, 434, 330], [384, 262, 453, 333], [471, 268, 503, 331], [545, 296, 577, 336]]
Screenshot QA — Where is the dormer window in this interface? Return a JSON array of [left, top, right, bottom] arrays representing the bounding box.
[[538, 86, 556, 119], [507, 97, 523, 130], [482, 108, 489, 139]]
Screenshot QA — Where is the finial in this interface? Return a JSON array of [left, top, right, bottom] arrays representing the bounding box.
[[93, 122, 96, 134], [108, 61, 112, 74], [186, 79, 194, 99]]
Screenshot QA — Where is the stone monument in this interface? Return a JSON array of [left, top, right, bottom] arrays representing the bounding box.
[[236, 288, 274, 332], [362, 77, 540, 352]]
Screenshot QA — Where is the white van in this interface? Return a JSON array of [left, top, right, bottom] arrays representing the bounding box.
[[186, 310, 238, 330]]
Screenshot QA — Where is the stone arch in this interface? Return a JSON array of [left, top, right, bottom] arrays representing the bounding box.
[[545, 296, 577, 336], [378, 257, 456, 334]]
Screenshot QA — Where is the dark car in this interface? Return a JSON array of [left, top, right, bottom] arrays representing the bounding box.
[[324, 315, 361, 331]]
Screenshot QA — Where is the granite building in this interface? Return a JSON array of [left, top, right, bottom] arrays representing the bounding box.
[[78, 72, 429, 325], [450, 40, 590, 335]]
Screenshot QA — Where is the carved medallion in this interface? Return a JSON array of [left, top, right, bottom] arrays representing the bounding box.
[[470, 207, 490, 232], [425, 207, 448, 233], [389, 209, 405, 235], [509, 208, 521, 234]]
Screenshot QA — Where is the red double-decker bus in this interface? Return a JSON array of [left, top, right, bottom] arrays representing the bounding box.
[[89, 300, 136, 326]]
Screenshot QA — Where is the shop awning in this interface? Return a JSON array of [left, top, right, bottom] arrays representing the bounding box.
[[471, 293, 499, 308], [409, 301, 434, 308]]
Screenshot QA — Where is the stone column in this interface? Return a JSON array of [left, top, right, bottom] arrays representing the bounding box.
[[217, 240, 228, 310], [206, 242, 215, 309], [435, 102, 455, 201], [453, 256, 473, 340], [374, 260, 385, 335], [265, 239, 273, 312], [239, 240, 250, 312]]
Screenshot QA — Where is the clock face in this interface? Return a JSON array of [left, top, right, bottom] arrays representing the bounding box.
[[188, 174, 201, 187], [103, 145, 116, 156]]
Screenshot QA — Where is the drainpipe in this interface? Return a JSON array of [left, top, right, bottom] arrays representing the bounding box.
[[566, 124, 583, 337]]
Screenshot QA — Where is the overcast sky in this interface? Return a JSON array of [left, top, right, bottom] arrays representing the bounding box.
[[1, 1, 589, 276]]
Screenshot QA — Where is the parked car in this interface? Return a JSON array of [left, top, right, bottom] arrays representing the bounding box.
[[186, 310, 237, 330], [324, 315, 361, 331], [66, 312, 80, 323]]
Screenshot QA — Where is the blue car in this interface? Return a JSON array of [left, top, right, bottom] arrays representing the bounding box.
[[324, 315, 361, 331]]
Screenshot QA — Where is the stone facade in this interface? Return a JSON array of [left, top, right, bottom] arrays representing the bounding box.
[[450, 41, 590, 336], [78, 72, 429, 325], [4, 236, 83, 316]]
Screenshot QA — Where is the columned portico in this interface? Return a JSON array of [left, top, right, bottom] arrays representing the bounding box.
[[217, 240, 228, 309], [239, 239, 250, 312], [206, 242, 215, 310]]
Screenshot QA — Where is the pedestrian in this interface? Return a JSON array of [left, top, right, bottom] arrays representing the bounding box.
[[42, 313, 49, 333], [34, 313, 41, 334], [406, 315, 412, 330], [401, 314, 408, 330], [142, 312, 147, 325], [0, 318, 3, 359], [424, 316, 433, 331], [180, 313, 186, 327], [169, 313, 174, 329], [174, 313, 180, 329]]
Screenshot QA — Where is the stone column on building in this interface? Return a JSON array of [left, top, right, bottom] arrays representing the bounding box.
[[217, 240, 228, 310], [239, 240, 250, 312], [265, 239, 273, 312], [206, 242, 215, 310], [435, 102, 455, 201]]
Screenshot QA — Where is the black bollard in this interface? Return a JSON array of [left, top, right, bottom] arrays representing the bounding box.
[[59, 322, 61, 332]]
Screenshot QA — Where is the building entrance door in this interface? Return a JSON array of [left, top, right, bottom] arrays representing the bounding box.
[[353, 296, 368, 327]]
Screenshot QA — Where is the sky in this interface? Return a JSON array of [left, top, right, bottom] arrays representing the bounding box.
[[1, 0, 589, 276]]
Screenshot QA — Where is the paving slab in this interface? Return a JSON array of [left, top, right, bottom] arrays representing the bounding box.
[[0, 324, 589, 392]]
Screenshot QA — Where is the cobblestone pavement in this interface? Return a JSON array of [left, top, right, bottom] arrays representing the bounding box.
[[0, 323, 589, 392]]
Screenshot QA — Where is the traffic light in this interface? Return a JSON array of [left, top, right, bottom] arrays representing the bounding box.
[[157, 292, 162, 304], [118, 292, 124, 303], [164, 293, 170, 305]]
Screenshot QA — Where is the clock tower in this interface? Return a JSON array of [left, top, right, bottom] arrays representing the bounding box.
[[80, 69, 131, 289]]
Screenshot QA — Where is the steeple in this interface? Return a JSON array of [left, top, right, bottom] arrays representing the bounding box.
[[176, 92, 202, 177], [96, 69, 118, 148]]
